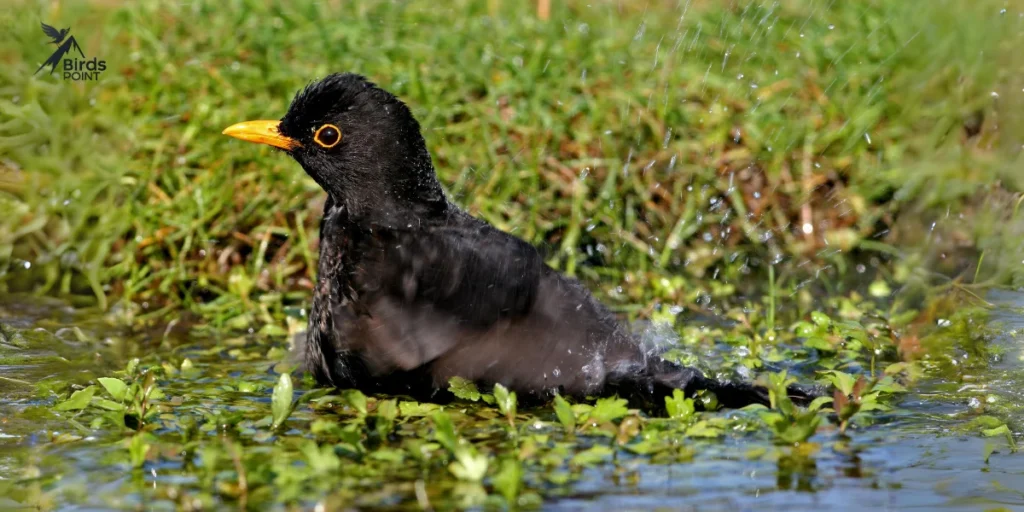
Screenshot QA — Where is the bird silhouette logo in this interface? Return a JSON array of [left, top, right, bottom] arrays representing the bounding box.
[[41, 22, 70, 44], [35, 22, 86, 76]]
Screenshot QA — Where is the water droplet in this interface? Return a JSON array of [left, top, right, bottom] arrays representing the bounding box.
[[552, 368, 561, 378]]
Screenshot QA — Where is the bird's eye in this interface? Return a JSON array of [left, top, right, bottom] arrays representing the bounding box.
[[313, 124, 341, 148]]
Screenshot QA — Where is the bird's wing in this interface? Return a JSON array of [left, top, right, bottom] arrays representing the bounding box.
[[304, 210, 548, 382], [40, 22, 60, 39], [350, 219, 650, 396], [325, 220, 546, 375], [371, 221, 544, 327]]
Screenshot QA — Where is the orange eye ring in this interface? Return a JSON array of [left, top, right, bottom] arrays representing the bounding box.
[[313, 124, 341, 148]]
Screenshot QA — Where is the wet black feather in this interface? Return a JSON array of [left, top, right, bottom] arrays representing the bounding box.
[[278, 73, 822, 410]]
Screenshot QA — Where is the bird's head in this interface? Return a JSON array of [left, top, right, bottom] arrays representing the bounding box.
[[223, 73, 447, 223]]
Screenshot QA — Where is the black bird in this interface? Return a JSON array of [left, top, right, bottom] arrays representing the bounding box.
[[40, 23, 70, 45], [223, 73, 819, 410]]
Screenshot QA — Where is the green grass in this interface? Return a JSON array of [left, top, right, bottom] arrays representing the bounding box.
[[1, 0, 1022, 328]]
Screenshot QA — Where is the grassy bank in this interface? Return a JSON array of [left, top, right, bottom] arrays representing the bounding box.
[[1, 0, 1022, 329]]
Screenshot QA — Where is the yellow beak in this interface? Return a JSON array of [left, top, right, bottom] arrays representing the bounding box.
[[222, 120, 301, 150]]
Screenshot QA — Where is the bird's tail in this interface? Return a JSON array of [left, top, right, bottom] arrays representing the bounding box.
[[609, 358, 824, 411], [684, 370, 823, 409]]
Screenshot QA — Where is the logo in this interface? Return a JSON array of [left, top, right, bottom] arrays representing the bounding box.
[[34, 22, 106, 81]]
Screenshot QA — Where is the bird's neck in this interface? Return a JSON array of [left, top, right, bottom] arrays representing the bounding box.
[[328, 177, 450, 230]]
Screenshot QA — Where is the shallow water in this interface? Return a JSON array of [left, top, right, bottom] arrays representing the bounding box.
[[557, 290, 1024, 511], [1, 292, 1022, 510]]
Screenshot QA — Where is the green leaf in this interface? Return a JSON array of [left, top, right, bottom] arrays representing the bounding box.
[[695, 389, 719, 411], [792, 321, 818, 337], [341, 389, 367, 416], [97, 378, 128, 401], [449, 451, 489, 482], [804, 337, 835, 351], [983, 441, 998, 464], [377, 398, 398, 421], [432, 411, 458, 452], [493, 458, 523, 504], [400, 401, 440, 417], [766, 370, 794, 414], [810, 311, 832, 327], [92, 398, 125, 411], [127, 433, 150, 468], [970, 415, 1005, 429], [858, 401, 890, 412], [553, 395, 576, 432], [432, 411, 489, 481], [369, 448, 405, 463], [180, 361, 201, 379], [570, 444, 614, 466], [868, 279, 891, 297], [589, 397, 629, 424], [299, 440, 341, 473], [448, 376, 481, 401], [296, 388, 333, 405], [825, 371, 858, 396], [623, 438, 662, 455], [55, 386, 96, 412], [685, 420, 723, 438], [493, 383, 517, 424], [375, 399, 398, 438], [982, 424, 1012, 438], [271, 373, 294, 430], [665, 389, 695, 420], [807, 396, 834, 412]]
